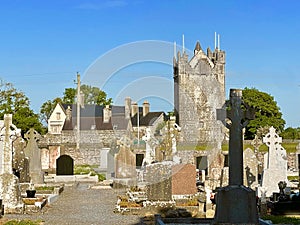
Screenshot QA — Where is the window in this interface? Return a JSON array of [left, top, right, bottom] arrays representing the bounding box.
[[56, 112, 61, 120]]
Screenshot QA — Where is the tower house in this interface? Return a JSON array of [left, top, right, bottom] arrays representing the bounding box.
[[173, 40, 225, 148]]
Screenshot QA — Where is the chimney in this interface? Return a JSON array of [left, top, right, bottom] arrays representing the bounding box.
[[103, 105, 111, 123], [143, 100, 150, 117], [131, 102, 138, 116], [66, 106, 72, 121], [125, 97, 131, 119]]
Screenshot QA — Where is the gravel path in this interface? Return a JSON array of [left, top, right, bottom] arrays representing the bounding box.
[[4, 183, 142, 225]]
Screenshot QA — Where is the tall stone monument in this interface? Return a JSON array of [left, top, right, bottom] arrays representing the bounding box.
[[0, 114, 23, 213], [260, 126, 288, 197], [214, 89, 258, 224], [24, 128, 44, 184]]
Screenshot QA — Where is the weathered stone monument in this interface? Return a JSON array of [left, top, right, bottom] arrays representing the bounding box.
[[142, 128, 157, 166], [12, 137, 29, 182], [214, 89, 258, 224], [145, 162, 173, 201], [114, 144, 136, 187], [0, 114, 23, 213], [260, 126, 289, 197], [24, 128, 44, 184], [107, 147, 119, 179], [243, 148, 259, 190]]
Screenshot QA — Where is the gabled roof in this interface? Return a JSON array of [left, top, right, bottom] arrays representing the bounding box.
[[61, 104, 130, 131], [131, 112, 165, 126], [61, 104, 126, 117]]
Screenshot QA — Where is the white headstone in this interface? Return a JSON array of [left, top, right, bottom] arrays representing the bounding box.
[[142, 128, 157, 166], [260, 126, 289, 197]]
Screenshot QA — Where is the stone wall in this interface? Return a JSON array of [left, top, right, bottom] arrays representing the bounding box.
[[38, 130, 127, 166]]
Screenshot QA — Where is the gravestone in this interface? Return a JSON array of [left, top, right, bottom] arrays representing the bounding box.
[[24, 128, 44, 184], [56, 155, 74, 175], [106, 147, 119, 179], [243, 148, 258, 190], [142, 128, 157, 166], [49, 146, 60, 174], [99, 147, 110, 172], [115, 146, 136, 179], [41, 148, 50, 171], [12, 137, 29, 182], [0, 114, 23, 213], [114, 145, 136, 187], [207, 152, 225, 189], [145, 162, 172, 201], [260, 127, 288, 197], [172, 164, 197, 195], [214, 89, 258, 224]]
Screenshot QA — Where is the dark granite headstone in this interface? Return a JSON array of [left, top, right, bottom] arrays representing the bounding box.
[[56, 155, 74, 175]]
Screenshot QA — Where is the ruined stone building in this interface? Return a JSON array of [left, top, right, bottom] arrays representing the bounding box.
[[173, 40, 226, 149]]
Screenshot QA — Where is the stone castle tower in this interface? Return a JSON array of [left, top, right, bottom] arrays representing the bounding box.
[[173, 40, 225, 148]]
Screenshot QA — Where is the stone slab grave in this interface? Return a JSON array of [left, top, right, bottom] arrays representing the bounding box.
[[145, 162, 173, 201], [259, 126, 289, 197], [243, 148, 258, 190], [145, 163, 197, 201], [24, 128, 44, 184], [0, 114, 23, 213]]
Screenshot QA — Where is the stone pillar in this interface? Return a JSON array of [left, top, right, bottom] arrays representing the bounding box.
[[214, 89, 258, 224]]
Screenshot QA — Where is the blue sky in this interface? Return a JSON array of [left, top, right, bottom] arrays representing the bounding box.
[[0, 0, 300, 127]]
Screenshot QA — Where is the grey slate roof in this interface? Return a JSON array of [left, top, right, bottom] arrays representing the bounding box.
[[131, 112, 165, 126]]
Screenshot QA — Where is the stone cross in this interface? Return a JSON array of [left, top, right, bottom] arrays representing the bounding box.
[[223, 89, 255, 185], [24, 128, 44, 184], [214, 89, 258, 224], [251, 134, 262, 154], [0, 114, 21, 174], [263, 126, 282, 169]]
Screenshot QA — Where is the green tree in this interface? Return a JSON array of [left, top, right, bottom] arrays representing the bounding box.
[[40, 85, 112, 124], [0, 80, 45, 135], [80, 84, 112, 105], [63, 88, 76, 104], [40, 98, 62, 123], [280, 127, 300, 140], [242, 87, 285, 139]]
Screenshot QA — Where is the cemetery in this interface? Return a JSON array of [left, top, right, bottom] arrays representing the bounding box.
[[0, 39, 299, 225]]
